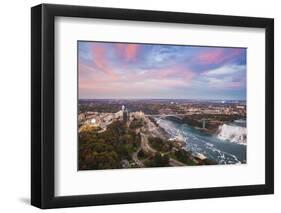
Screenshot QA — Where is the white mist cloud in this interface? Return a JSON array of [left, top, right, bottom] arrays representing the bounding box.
[[203, 64, 246, 77]]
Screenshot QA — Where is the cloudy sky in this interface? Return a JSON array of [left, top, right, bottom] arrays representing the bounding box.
[[78, 41, 246, 100]]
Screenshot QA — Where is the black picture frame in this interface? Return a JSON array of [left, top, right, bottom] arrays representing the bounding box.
[[31, 3, 274, 209]]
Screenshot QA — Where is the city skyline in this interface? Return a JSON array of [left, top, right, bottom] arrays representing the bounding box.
[[79, 41, 246, 100]]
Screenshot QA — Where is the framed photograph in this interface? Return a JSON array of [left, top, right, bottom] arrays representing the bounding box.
[[31, 4, 274, 209]]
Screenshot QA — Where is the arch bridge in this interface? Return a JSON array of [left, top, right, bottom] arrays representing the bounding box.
[[147, 114, 211, 129]]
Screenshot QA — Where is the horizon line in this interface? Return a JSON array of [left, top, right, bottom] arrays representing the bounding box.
[[79, 98, 246, 101]]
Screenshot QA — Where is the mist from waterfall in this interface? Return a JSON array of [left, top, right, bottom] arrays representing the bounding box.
[[217, 122, 246, 145], [156, 118, 247, 164]]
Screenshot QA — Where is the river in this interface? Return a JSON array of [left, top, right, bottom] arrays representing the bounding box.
[[155, 117, 247, 165]]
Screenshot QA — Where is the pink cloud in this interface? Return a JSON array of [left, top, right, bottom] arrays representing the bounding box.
[[79, 78, 186, 98], [79, 64, 195, 98], [197, 48, 244, 65], [135, 66, 195, 85], [79, 63, 117, 85], [91, 45, 118, 80], [116, 44, 139, 61], [79, 51, 196, 98], [198, 49, 225, 64]]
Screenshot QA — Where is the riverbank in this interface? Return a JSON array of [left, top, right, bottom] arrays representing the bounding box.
[[78, 113, 245, 170], [145, 116, 217, 166], [154, 116, 246, 164]]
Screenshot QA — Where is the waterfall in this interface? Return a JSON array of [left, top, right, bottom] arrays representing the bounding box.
[[217, 124, 247, 145]]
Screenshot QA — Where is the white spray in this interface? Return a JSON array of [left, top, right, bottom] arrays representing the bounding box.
[[217, 124, 246, 145]]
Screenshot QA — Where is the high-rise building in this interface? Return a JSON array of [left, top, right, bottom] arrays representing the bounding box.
[[122, 105, 129, 122]]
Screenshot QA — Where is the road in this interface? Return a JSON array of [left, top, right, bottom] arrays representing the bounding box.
[[131, 133, 156, 167], [140, 133, 157, 155], [169, 158, 186, 166], [140, 132, 186, 167], [132, 147, 144, 167]]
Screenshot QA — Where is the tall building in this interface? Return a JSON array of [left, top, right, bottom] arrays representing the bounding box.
[[122, 105, 129, 122]]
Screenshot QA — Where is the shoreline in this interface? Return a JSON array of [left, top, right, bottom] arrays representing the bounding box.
[[146, 116, 217, 165], [151, 116, 246, 164]]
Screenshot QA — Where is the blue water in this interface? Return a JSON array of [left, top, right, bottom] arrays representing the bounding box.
[[156, 118, 247, 164]]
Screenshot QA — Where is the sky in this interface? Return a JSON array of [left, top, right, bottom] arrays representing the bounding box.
[[78, 41, 246, 100]]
